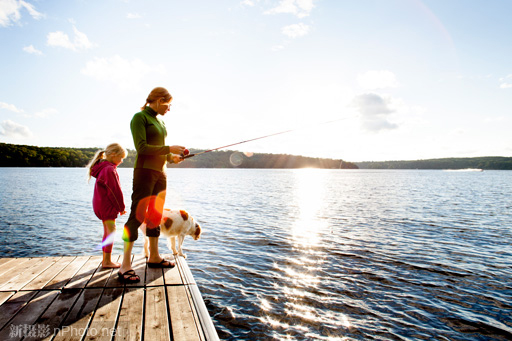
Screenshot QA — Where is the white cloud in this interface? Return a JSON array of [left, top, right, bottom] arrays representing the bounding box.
[[450, 128, 465, 136], [357, 70, 400, 89], [0, 119, 32, 138], [499, 78, 512, 88], [72, 26, 93, 49], [126, 13, 141, 19], [47, 30, 73, 49], [0, 101, 24, 113], [240, 0, 256, 6], [34, 108, 58, 118], [352, 93, 398, 133], [0, 102, 57, 118], [272, 44, 285, 51], [19, 0, 40, 18], [282, 23, 309, 38], [499, 74, 512, 89], [81, 55, 164, 90], [23, 44, 42, 55], [0, 0, 43, 27], [265, 0, 316, 18], [484, 116, 506, 123], [47, 25, 94, 51]]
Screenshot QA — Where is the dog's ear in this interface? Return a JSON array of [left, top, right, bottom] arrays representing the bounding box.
[[180, 210, 189, 221], [194, 224, 201, 240], [163, 218, 173, 229]]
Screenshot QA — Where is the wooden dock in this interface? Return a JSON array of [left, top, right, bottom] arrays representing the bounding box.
[[0, 255, 219, 341]]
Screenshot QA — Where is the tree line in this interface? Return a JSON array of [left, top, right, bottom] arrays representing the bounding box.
[[356, 157, 512, 170], [170, 149, 358, 169], [0, 143, 357, 169], [5, 143, 509, 170]]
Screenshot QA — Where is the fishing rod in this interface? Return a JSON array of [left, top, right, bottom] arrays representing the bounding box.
[[182, 115, 358, 159]]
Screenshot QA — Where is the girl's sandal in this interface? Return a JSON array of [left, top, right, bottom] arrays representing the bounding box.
[[118, 269, 140, 283]]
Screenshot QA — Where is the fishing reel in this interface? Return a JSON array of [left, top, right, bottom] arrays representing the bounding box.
[[181, 149, 194, 159]]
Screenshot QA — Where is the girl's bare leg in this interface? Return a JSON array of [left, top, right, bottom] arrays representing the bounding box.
[[102, 220, 120, 268]]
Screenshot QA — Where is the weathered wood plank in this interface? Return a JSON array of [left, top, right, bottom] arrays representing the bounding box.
[[0, 257, 60, 291], [175, 256, 196, 285], [0, 290, 59, 341], [87, 255, 121, 288], [115, 287, 143, 341], [144, 286, 169, 340], [185, 285, 207, 341], [145, 266, 164, 287], [44, 256, 88, 290], [0, 291, 15, 306], [53, 288, 104, 341], [22, 257, 75, 291], [162, 254, 182, 286], [167, 285, 202, 341], [23, 288, 82, 341], [0, 290, 38, 330], [0, 257, 42, 288], [84, 287, 124, 340], [0, 258, 15, 267], [87, 268, 114, 289], [177, 258, 218, 341], [64, 256, 102, 289], [0, 258, 31, 280]]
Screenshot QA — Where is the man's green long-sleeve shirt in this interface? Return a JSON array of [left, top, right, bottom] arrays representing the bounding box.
[[130, 106, 170, 172]]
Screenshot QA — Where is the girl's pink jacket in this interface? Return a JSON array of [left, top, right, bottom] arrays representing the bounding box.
[[91, 160, 125, 221]]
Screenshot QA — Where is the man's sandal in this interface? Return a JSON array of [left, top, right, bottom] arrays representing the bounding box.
[[147, 258, 175, 268], [118, 269, 140, 283]]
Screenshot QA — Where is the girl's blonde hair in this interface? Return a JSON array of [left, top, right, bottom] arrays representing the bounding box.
[[86, 143, 127, 182], [141, 87, 172, 110]]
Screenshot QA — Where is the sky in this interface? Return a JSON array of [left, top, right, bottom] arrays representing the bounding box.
[[1, 0, 511, 162]]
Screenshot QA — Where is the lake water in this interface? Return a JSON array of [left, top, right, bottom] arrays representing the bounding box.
[[0, 168, 511, 340]]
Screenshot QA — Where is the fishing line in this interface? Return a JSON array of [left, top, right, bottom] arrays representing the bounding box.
[[183, 114, 359, 159]]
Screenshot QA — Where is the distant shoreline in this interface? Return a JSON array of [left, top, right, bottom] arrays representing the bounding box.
[[356, 157, 512, 170], [1, 143, 511, 170], [0, 143, 357, 169]]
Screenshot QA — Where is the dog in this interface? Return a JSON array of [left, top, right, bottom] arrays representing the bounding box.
[[140, 209, 202, 259]]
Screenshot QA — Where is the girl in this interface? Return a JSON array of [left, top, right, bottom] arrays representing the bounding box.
[[86, 143, 127, 269]]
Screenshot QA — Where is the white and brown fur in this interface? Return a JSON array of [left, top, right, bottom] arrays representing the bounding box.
[[140, 209, 202, 259]]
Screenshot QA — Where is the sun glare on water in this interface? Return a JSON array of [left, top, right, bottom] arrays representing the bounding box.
[[259, 169, 353, 337], [290, 168, 329, 248]]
